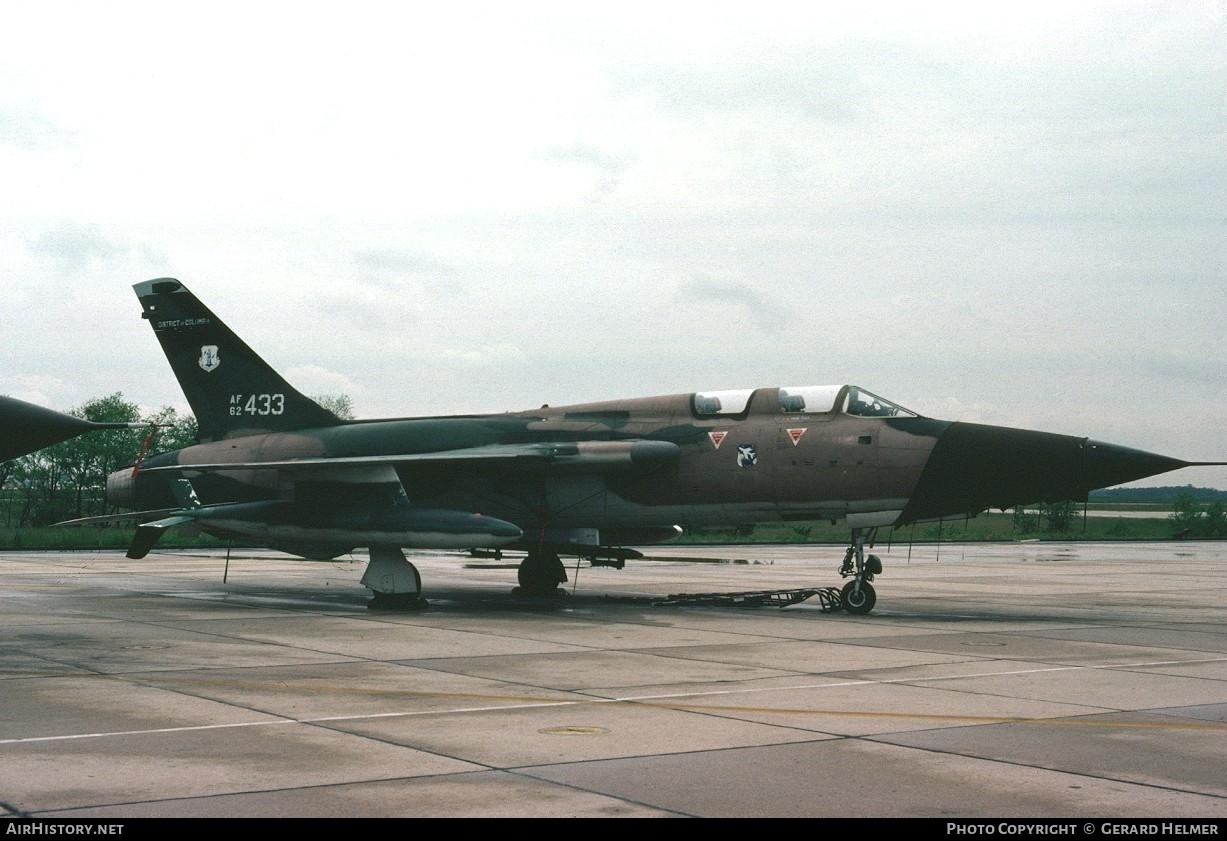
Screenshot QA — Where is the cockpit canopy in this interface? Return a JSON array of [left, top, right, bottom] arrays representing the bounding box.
[[840, 386, 917, 418], [691, 385, 917, 418]]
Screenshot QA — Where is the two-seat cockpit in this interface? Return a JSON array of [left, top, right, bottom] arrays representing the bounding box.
[[691, 384, 917, 419]]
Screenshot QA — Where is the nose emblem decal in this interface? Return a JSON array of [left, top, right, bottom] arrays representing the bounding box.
[[737, 445, 758, 468]]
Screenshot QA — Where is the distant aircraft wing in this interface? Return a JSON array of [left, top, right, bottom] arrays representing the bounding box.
[[138, 440, 681, 474]]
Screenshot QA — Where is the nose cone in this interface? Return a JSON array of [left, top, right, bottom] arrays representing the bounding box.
[[899, 423, 1192, 524], [1082, 440, 1186, 490], [900, 422, 1086, 522], [0, 396, 95, 461]]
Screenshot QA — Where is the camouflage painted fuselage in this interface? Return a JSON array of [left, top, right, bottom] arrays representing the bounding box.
[[105, 278, 1194, 559], [112, 387, 1182, 555]]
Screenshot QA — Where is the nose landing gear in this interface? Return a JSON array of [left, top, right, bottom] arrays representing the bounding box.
[[838, 527, 882, 615]]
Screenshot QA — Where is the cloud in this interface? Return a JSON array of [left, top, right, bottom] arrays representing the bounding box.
[[353, 248, 454, 276], [27, 224, 127, 272], [284, 365, 360, 398], [437, 343, 527, 368], [911, 396, 1021, 428], [351, 248, 459, 292], [0, 5, 1223, 484], [676, 275, 787, 331], [616, 45, 867, 122], [540, 143, 636, 197], [0, 103, 65, 149], [0, 375, 73, 409]]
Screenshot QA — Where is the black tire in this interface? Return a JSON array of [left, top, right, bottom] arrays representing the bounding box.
[[841, 580, 877, 615], [518, 552, 567, 592]]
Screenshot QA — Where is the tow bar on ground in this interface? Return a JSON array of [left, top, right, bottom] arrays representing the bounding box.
[[654, 587, 844, 611]]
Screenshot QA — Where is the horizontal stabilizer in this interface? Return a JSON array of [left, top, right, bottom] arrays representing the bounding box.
[[126, 515, 196, 559]]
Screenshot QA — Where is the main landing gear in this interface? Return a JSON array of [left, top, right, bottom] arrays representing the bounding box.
[[515, 550, 568, 597], [838, 527, 883, 615], [363, 544, 428, 610]]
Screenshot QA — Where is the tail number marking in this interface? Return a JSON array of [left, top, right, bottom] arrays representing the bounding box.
[[229, 394, 286, 416]]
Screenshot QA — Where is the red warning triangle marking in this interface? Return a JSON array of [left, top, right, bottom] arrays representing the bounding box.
[[787, 427, 807, 446], [708, 430, 727, 450]]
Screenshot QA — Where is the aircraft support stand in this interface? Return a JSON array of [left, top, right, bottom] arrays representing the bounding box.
[[363, 544, 427, 610], [838, 527, 882, 615]]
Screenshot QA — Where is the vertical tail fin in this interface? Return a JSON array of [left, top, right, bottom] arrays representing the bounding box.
[[134, 278, 339, 441]]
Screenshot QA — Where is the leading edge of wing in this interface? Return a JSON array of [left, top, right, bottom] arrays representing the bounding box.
[[139, 439, 681, 474]]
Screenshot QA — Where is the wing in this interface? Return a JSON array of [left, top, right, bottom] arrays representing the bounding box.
[[137, 439, 680, 474]]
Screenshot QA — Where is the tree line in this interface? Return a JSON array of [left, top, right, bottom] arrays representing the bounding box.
[[1170, 493, 1227, 538]]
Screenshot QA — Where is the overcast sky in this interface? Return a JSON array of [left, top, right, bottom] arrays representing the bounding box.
[[1, 1, 1224, 488]]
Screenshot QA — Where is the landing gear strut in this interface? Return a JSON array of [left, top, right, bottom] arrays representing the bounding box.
[[516, 550, 568, 596], [363, 544, 427, 610], [838, 527, 882, 615]]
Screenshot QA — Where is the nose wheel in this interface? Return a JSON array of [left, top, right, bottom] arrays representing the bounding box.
[[838, 527, 882, 615], [840, 579, 877, 614]]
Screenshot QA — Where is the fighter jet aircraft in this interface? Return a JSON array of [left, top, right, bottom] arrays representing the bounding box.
[[93, 278, 1219, 613], [0, 395, 148, 462]]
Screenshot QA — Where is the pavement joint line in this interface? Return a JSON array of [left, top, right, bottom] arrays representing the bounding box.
[[5, 654, 1226, 747], [29, 767, 700, 818], [499, 768, 701, 818], [31, 583, 861, 652], [0, 718, 301, 744], [862, 735, 1227, 802], [74, 610, 610, 664], [605, 654, 1227, 702], [23, 767, 518, 817], [102, 659, 518, 777]]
